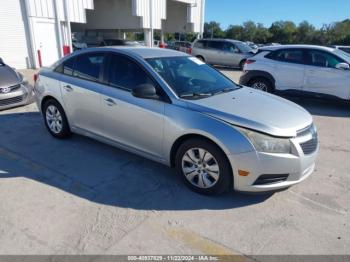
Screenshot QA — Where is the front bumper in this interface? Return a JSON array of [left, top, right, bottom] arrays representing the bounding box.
[[228, 132, 319, 193], [0, 84, 35, 111]]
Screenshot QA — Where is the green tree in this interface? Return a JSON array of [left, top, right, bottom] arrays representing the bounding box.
[[204, 21, 225, 38], [269, 21, 297, 44], [296, 21, 316, 44]]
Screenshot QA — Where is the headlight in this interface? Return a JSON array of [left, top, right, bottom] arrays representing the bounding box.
[[236, 127, 291, 154]]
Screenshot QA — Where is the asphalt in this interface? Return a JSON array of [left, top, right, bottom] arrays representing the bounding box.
[[0, 69, 349, 256]]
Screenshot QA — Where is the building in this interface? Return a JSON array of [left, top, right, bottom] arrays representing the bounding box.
[[0, 0, 205, 69]]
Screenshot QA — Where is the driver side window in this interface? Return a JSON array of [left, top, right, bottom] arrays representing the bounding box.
[[307, 50, 343, 68]]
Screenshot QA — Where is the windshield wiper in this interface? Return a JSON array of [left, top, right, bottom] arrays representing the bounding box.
[[179, 92, 213, 99], [211, 87, 237, 96]]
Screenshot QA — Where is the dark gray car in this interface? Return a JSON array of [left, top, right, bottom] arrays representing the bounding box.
[[192, 39, 255, 70], [0, 58, 34, 110]]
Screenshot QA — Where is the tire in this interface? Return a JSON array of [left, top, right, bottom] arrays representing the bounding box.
[[43, 99, 71, 139], [196, 56, 205, 62], [175, 138, 232, 195], [249, 77, 274, 93], [239, 60, 246, 71]]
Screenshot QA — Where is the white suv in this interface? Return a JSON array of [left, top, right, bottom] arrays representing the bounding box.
[[239, 45, 350, 101]]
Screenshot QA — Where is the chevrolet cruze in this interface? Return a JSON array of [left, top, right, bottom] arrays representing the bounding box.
[[34, 47, 319, 195]]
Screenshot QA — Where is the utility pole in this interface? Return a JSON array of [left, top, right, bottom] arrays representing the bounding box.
[[149, 0, 154, 47]]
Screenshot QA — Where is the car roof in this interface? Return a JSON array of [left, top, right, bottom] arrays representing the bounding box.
[[199, 38, 241, 43], [72, 47, 189, 59], [260, 44, 336, 52]]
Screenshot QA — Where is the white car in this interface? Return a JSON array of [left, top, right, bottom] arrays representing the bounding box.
[[240, 45, 350, 101]]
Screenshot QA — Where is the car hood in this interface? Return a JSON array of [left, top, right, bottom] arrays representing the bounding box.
[[0, 65, 22, 88], [186, 87, 313, 137]]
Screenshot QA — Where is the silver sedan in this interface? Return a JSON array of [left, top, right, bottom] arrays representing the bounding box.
[[0, 58, 35, 110], [34, 47, 319, 195]]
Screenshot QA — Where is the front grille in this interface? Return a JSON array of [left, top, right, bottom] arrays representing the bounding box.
[[300, 139, 318, 155], [297, 124, 318, 155], [0, 95, 23, 106], [253, 174, 289, 186]]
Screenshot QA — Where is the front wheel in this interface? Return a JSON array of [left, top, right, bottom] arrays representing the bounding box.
[[43, 99, 71, 139], [175, 138, 232, 195]]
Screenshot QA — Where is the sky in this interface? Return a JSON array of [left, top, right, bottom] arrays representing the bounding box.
[[205, 0, 350, 29]]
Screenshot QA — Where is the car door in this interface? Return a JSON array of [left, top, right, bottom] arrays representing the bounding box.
[[59, 52, 106, 135], [266, 49, 306, 90], [220, 42, 242, 67], [303, 49, 350, 99], [206, 41, 228, 65], [100, 53, 165, 159]]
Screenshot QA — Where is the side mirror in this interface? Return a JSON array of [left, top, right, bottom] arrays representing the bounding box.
[[132, 84, 159, 100], [335, 63, 350, 70]]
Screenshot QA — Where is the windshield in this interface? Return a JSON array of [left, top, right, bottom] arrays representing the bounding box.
[[333, 49, 350, 63], [146, 56, 240, 99], [235, 42, 253, 53]]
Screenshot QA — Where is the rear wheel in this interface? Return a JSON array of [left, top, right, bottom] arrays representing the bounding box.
[[196, 56, 205, 62], [175, 138, 232, 195], [43, 99, 71, 139], [249, 77, 273, 93]]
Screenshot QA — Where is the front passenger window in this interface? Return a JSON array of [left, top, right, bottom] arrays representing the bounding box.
[[275, 50, 304, 64], [307, 50, 343, 68]]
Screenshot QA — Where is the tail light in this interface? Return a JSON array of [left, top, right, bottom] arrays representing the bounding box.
[[34, 73, 39, 83], [245, 59, 256, 65], [159, 43, 165, 48], [188, 48, 192, 54]]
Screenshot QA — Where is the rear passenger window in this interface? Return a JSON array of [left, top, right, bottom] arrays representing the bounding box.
[[58, 57, 75, 76], [108, 54, 154, 91], [266, 49, 304, 64], [207, 41, 224, 50], [194, 40, 207, 48], [73, 53, 105, 82]]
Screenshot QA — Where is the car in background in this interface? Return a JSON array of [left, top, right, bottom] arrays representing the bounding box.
[[331, 45, 350, 55], [72, 40, 88, 52], [246, 41, 258, 51], [240, 45, 350, 101], [99, 39, 141, 47], [0, 58, 34, 110], [192, 39, 255, 70], [35, 47, 318, 195], [173, 41, 192, 54]]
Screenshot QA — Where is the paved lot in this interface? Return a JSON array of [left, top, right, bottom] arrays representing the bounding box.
[[0, 69, 349, 256]]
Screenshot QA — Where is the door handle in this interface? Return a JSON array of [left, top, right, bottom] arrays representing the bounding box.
[[104, 98, 117, 106], [63, 85, 73, 92]]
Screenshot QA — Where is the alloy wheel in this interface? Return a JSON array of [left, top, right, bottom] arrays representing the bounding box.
[[46, 105, 63, 134], [181, 148, 220, 189]]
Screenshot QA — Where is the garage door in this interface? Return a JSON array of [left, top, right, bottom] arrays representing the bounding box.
[[0, 0, 30, 69]]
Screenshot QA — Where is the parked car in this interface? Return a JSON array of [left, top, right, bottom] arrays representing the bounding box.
[[192, 39, 255, 69], [0, 58, 34, 110], [72, 40, 88, 52], [35, 47, 318, 195], [173, 41, 192, 54], [240, 45, 350, 101], [331, 45, 350, 55], [99, 39, 141, 47]]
